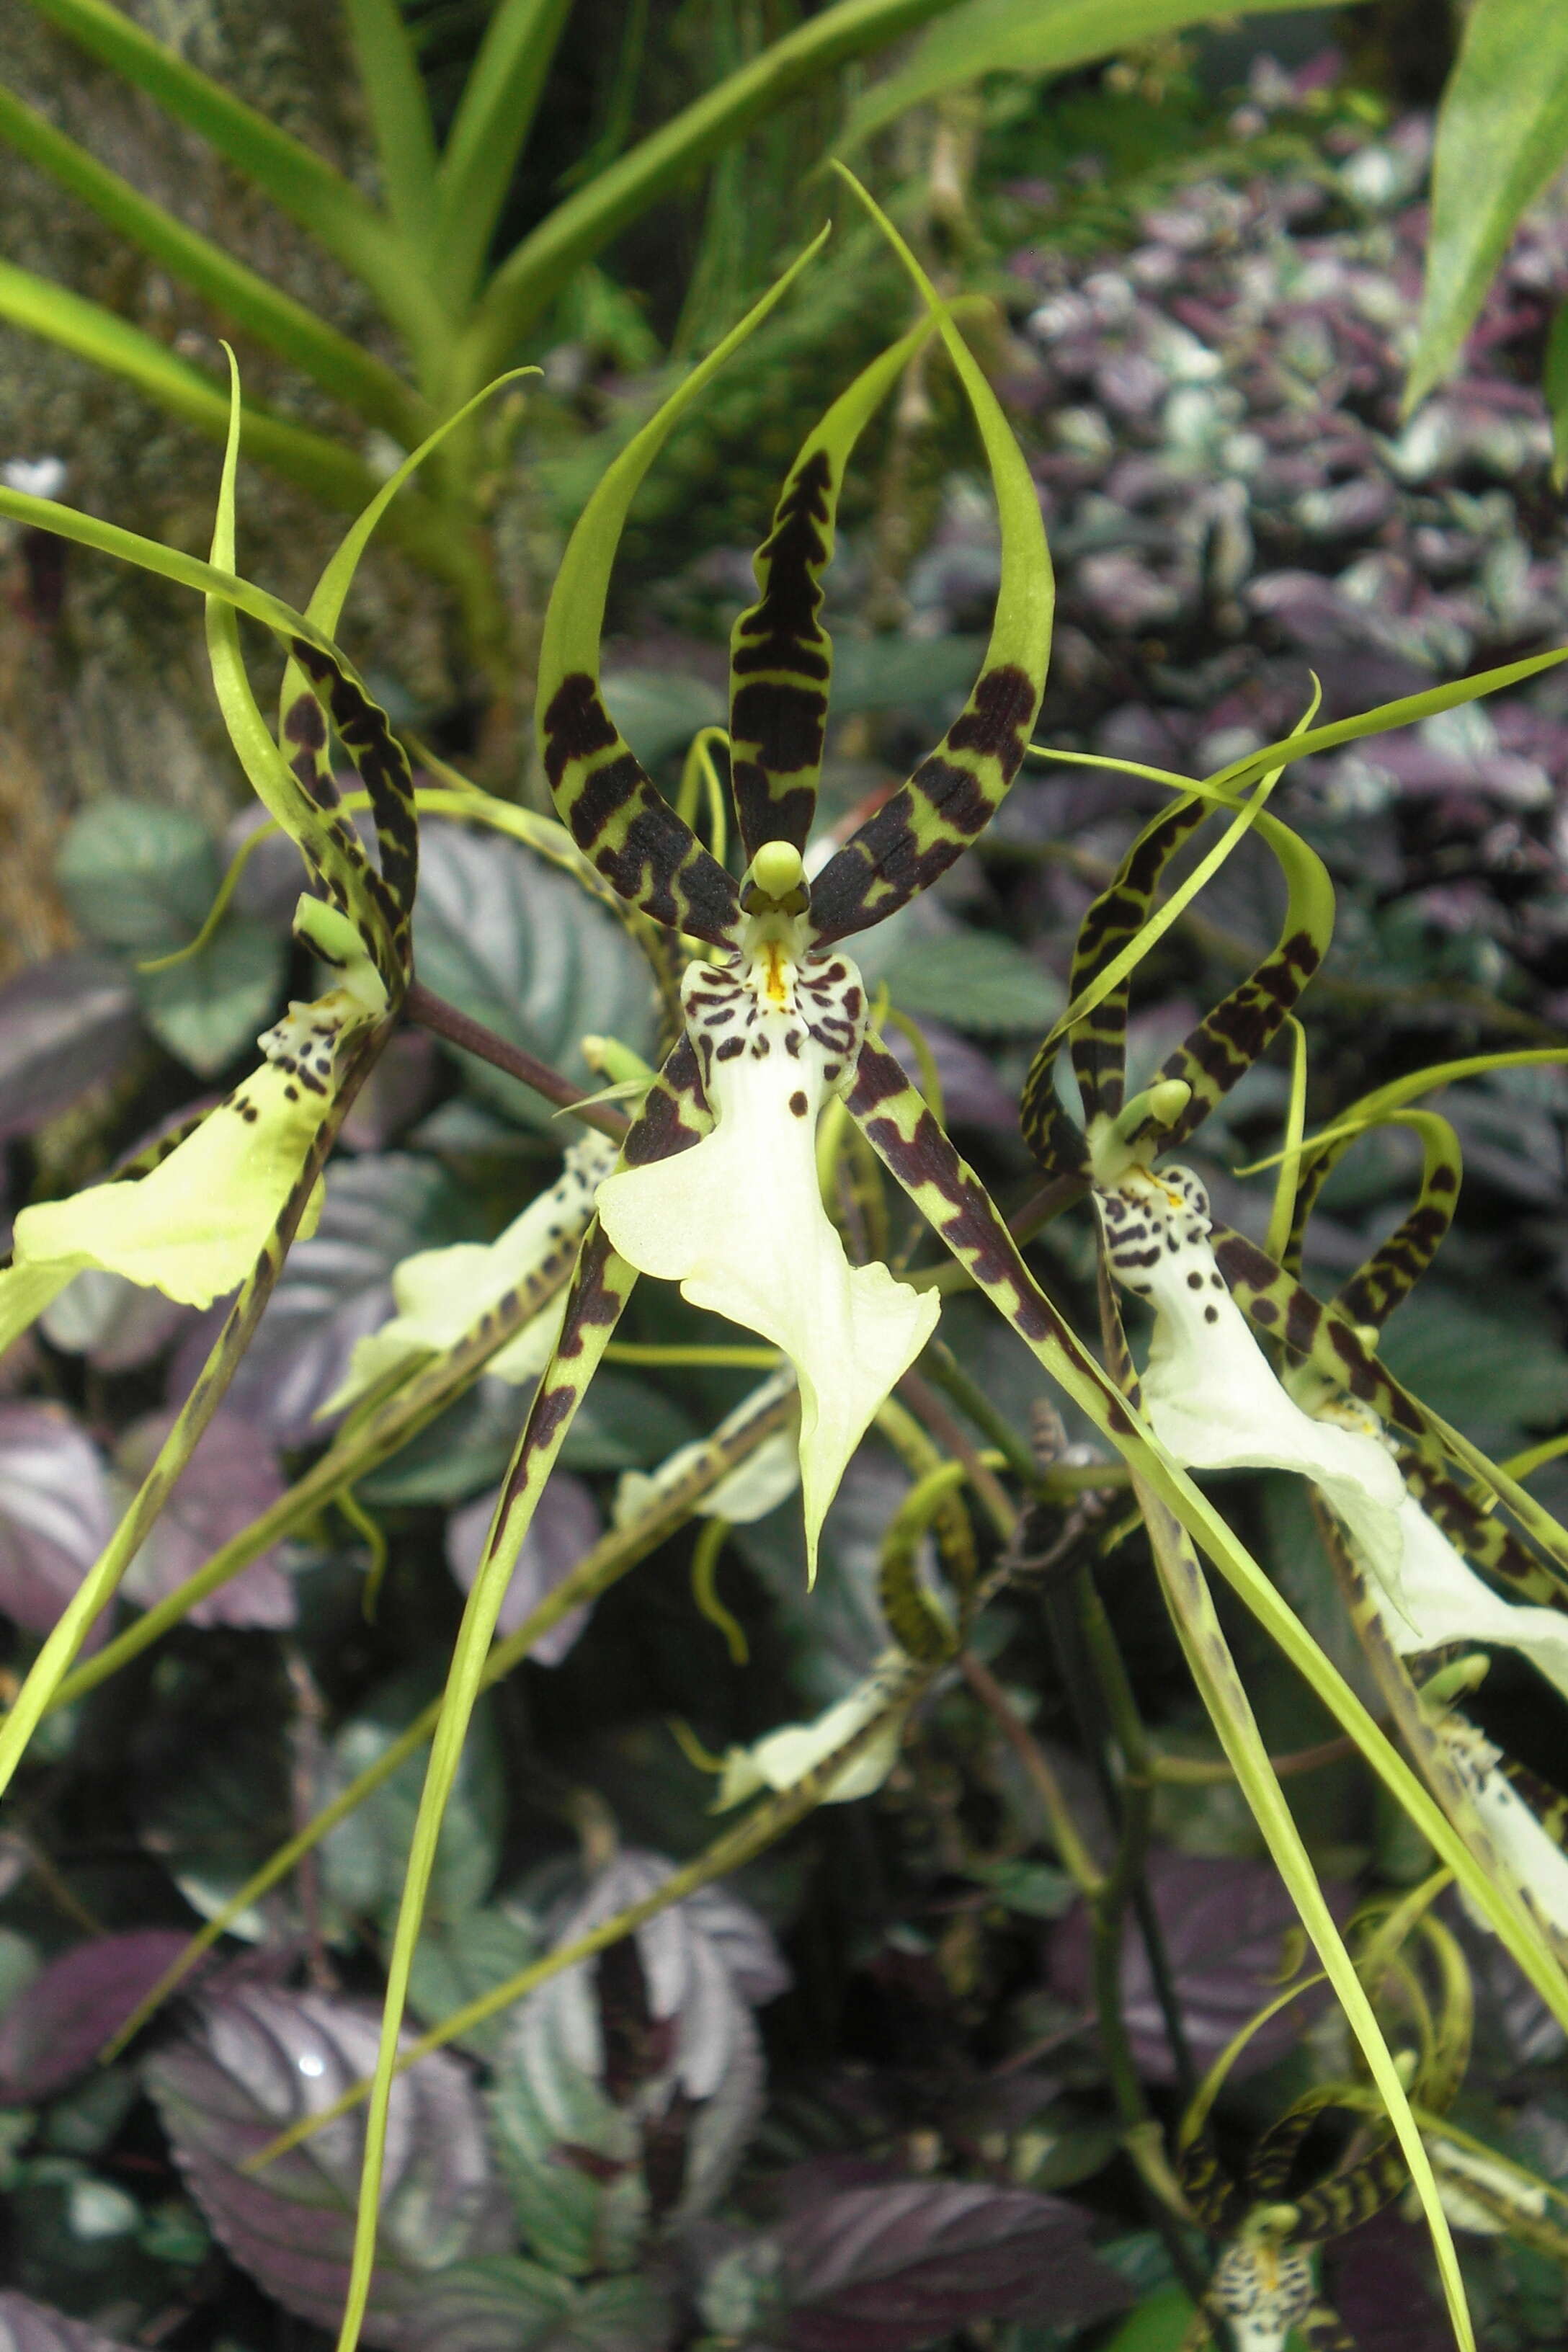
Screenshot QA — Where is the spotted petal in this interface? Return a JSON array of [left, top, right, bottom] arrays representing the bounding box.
[[716, 1653, 910, 1808], [4, 910, 386, 1324], [321, 1134, 614, 1414], [1098, 1167, 1407, 1585], [595, 948, 938, 1574]]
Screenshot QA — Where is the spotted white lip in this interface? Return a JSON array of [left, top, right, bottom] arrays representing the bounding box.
[[1097, 1164, 1407, 1596], [597, 927, 938, 1577]]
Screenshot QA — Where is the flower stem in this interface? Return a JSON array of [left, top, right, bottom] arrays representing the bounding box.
[[402, 979, 629, 1138]]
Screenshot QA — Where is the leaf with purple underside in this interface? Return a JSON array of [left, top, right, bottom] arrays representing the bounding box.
[[0, 2294, 141, 2352], [0, 1929, 191, 2101], [765, 2178, 1133, 2350], [144, 1981, 509, 2348], [0, 1405, 115, 1649], [402, 2260, 677, 2351], [117, 1406, 294, 1629], [0, 954, 139, 1146], [1051, 1848, 1353, 2084], [445, 1471, 602, 1661]]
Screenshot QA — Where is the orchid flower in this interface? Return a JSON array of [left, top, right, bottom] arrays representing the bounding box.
[[322, 1133, 616, 1416], [1431, 1709, 1568, 1947], [0, 366, 426, 1367], [714, 1650, 913, 1809], [613, 1368, 802, 1531], [512, 194, 1053, 1578]]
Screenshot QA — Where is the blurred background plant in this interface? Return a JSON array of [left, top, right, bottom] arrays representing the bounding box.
[[4, 4, 1568, 2349]]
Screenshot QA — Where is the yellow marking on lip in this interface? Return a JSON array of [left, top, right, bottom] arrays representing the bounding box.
[[762, 940, 791, 1006]]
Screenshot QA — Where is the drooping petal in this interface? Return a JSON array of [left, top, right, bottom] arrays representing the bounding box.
[[1358, 1483, 1568, 1707], [1098, 1167, 1408, 1600], [321, 1134, 614, 1415], [614, 1371, 801, 1531], [6, 941, 387, 1319], [596, 944, 938, 1574], [1436, 1714, 1568, 1943], [716, 1654, 910, 1809]]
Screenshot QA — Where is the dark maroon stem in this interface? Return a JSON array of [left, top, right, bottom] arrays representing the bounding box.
[[402, 979, 628, 1141]]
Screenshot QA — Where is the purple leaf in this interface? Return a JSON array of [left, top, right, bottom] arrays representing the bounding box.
[[203, 1155, 462, 1443], [771, 2180, 1131, 2350], [0, 1929, 190, 2100], [0, 954, 139, 1145], [402, 2261, 675, 2352], [446, 1473, 601, 1661], [116, 1407, 294, 1629], [39, 1270, 191, 1373], [681, 1883, 792, 2009], [491, 1851, 766, 2271], [145, 1981, 509, 2348], [1050, 1849, 1352, 2084], [0, 1405, 114, 1649], [1323, 2211, 1448, 2352], [0, 2295, 139, 2352]]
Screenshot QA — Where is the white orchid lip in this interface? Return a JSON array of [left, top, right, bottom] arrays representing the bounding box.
[[595, 903, 939, 1577], [1097, 1164, 1408, 1598]]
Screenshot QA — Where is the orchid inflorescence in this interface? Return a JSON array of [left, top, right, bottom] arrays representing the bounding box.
[[4, 175, 1568, 2352]]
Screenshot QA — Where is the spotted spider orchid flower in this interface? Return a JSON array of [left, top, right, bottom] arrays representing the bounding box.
[[714, 1650, 913, 1809], [0, 366, 427, 1367], [1097, 1166, 1411, 1591], [1432, 1711, 1568, 1946], [520, 195, 1052, 1575], [0, 901, 389, 1355]]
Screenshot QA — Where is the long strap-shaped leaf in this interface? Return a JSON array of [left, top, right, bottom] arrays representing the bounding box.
[[729, 316, 937, 864], [455, 0, 971, 383], [328, 1038, 711, 2352], [433, 0, 573, 314], [843, 1041, 1568, 2034], [0, 1028, 386, 1799], [17, 0, 445, 349], [807, 176, 1051, 943], [0, 85, 423, 440], [536, 236, 826, 942]]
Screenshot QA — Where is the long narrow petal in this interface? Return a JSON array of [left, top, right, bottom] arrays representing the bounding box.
[[716, 1656, 910, 1809], [322, 1135, 613, 1413]]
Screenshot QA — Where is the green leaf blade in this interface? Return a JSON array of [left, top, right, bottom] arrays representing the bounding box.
[[1409, 0, 1568, 409]]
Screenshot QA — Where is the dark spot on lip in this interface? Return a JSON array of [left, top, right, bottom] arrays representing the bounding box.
[[789, 1090, 808, 1117], [1204, 1304, 1219, 1323], [1187, 1270, 1203, 1289]]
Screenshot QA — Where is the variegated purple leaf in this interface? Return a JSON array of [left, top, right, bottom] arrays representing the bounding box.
[[0, 1404, 114, 1648], [491, 1851, 765, 2273], [1050, 1848, 1353, 2084], [401, 2260, 675, 2352], [446, 1472, 602, 1662], [0, 1929, 190, 2101], [201, 1154, 464, 1443], [0, 2294, 139, 2352], [770, 2179, 1131, 2349], [38, 1270, 190, 1373], [145, 1982, 509, 2348], [115, 1407, 293, 1629], [0, 954, 139, 1145]]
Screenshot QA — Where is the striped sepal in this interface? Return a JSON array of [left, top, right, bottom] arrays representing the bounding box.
[[1067, 799, 1208, 1128], [1293, 1113, 1462, 1333], [283, 639, 419, 982], [730, 323, 935, 864], [536, 239, 825, 940], [807, 193, 1051, 943], [1155, 809, 1334, 1158], [1401, 1458, 1560, 1604]]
